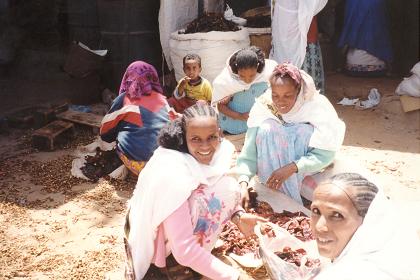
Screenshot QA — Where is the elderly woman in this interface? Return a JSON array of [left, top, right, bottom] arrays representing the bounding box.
[[100, 61, 171, 176], [236, 63, 345, 204], [311, 173, 420, 279]]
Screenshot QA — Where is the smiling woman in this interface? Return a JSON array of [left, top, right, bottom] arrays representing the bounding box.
[[311, 173, 420, 280], [236, 63, 345, 204], [124, 103, 265, 279]]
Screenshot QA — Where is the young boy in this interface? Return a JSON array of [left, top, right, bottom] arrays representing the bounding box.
[[168, 54, 212, 113]]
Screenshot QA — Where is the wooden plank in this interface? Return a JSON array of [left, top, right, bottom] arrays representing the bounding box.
[[32, 120, 75, 150], [400, 95, 420, 112], [57, 110, 103, 128]]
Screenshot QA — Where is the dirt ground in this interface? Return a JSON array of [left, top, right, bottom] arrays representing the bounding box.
[[0, 73, 419, 279]]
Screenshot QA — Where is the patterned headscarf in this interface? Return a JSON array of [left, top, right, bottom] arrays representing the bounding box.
[[272, 62, 302, 87], [119, 61, 163, 99]]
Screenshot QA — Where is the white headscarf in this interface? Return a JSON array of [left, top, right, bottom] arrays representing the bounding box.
[[247, 70, 345, 151], [315, 188, 420, 280], [270, 0, 327, 67], [127, 140, 235, 279], [211, 53, 277, 105]]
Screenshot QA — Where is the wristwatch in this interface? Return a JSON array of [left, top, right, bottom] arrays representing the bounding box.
[[231, 210, 245, 225]]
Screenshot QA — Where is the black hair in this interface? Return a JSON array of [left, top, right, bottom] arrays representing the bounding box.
[[269, 72, 300, 90], [158, 103, 218, 153], [328, 173, 379, 217], [229, 46, 265, 74], [183, 53, 202, 67]]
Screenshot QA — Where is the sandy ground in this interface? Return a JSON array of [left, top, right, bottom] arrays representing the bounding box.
[[0, 73, 419, 279]]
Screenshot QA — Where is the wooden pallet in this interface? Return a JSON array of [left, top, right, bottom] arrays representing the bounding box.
[[56, 110, 103, 129], [32, 120, 75, 150]]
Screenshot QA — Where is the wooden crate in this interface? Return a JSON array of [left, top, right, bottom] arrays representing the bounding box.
[[32, 120, 75, 150]]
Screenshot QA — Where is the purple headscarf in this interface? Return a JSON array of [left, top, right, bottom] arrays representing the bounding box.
[[119, 61, 163, 99]]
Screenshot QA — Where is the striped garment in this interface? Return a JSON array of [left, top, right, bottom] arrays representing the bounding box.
[[100, 91, 170, 162]]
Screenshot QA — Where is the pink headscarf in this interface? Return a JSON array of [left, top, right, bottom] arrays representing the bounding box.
[[272, 62, 302, 87], [119, 61, 163, 99]]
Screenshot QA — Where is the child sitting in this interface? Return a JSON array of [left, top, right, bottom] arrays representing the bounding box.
[[168, 54, 213, 113]]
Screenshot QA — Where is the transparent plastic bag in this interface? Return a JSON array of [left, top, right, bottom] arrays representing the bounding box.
[[255, 223, 322, 280]]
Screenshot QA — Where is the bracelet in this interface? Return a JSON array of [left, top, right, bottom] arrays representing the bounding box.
[[231, 210, 245, 225]]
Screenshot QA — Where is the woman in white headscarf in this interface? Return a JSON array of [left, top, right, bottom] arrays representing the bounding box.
[[236, 63, 345, 204], [311, 173, 420, 280]]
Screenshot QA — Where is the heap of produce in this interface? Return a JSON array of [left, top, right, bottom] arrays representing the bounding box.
[[81, 148, 122, 182], [215, 195, 318, 268], [181, 13, 240, 34], [274, 246, 320, 268]]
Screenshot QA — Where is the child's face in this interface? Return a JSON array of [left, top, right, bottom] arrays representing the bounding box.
[[238, 67, 258, 84], [271, 80, 299, 114], [185, 116, 221, 165], [183, 59, 201, 81]]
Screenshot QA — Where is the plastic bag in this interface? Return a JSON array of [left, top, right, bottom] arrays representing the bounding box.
[[71, 137, 127, 181], [395, 62, 420, 97], [109, 164, 128, 180], [255, 223, 322, 280]]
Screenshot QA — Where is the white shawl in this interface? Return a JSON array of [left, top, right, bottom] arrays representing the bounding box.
[[270, 0, 327, 67], [127, 140, 235, 279], [315, 189, 420, 280], [247, 70, 345, 151], [211, 57, 277, 105]]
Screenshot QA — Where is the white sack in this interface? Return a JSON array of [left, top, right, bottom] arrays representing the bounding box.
[[169, 28, 250, 83], [395, 62, 420, 97]]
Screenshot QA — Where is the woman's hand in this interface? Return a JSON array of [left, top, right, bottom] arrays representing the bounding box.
[[266, 163, 298, 190], [239, 181, 250, 209], [237, 112, 249, 121], [236, 213, 267, 238]]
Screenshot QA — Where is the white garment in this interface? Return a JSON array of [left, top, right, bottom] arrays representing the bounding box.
[[346, 48, 385, 66], [247, 70, 345, 151], [270, 0, 327, 68], [127, 140, 235, 279], [158, 0, 198, 70], [211, 55, 277, 105], [315, 190, 420, 280]]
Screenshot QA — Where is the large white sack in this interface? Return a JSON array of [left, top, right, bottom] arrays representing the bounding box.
[[395, 62, 420, 97], [169, 28, 250, 83], [411, 61, 420, 76]]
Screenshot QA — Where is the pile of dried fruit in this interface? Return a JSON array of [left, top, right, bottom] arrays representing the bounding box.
[[181, 13, 240, 34], [249, 201, 313, 242], [274, 246, 320, 268], [81, 148, 122, 182], [215, 199, 315, 267]]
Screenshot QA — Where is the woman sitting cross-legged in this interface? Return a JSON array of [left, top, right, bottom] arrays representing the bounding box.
[[236, 63, 345, 204]]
